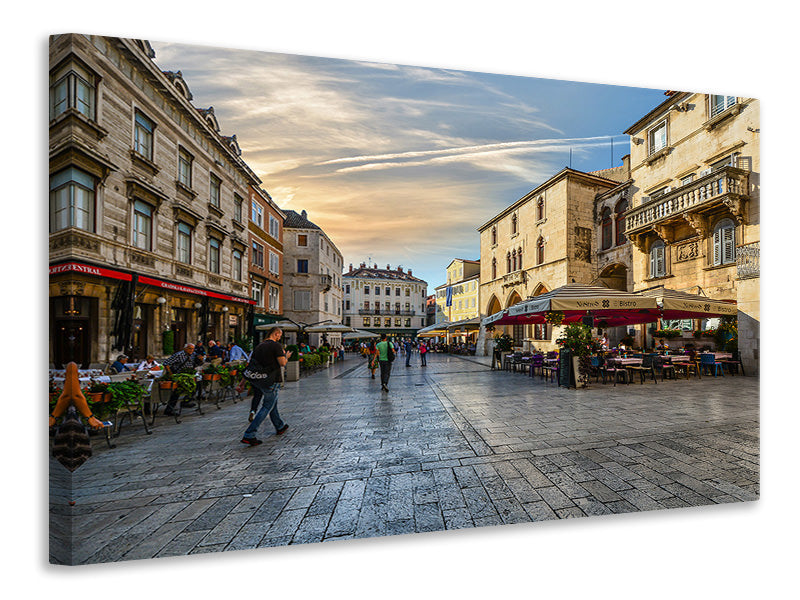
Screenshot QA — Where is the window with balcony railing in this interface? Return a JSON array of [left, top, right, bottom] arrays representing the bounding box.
[[710, 95, 736, 117]]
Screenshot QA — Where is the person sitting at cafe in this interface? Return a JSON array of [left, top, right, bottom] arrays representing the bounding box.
[[110, 354, 133, 374], [207, 339, 225, 364], [136, 355, 161, 372], [161, 343, 203, 415], [656, 338, 670, 353]]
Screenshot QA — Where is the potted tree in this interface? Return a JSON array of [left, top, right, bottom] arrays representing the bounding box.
[[555, 323, 599, 388], [285, 344, 300, 382]]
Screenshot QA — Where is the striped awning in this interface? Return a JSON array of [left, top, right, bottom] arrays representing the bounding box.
[[638, 286, 737, 319]]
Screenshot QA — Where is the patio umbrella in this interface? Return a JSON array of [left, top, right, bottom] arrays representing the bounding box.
[[304, 323, 354, 333], [416, 320, 451, 337], [491, 283, 660, 327], [343, 329, 379, 340], [255, 320, 301, 331], [446, 317, 482, 331], [638, 285, 737, 319]]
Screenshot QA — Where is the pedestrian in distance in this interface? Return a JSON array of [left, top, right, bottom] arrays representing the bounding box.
[[241, 327, 291, 446], [376, 333, 395, 392], [419, 340, 428, 366], [404, 338, 413, 367], [367, 340, 379, 379]]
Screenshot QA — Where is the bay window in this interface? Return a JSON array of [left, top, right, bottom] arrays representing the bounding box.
[[49, 167, 95, 233]]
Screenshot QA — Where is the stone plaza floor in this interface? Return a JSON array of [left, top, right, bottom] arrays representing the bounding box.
[[49, 351, 760, 565]]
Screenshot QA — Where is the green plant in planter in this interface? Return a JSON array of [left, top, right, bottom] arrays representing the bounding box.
[[302, 353, 320, 369], [653, 328, 682, 339], [235, 335, 253, 352], [88, 381, 110, 394], [107, 380, 143, 410], [172, 372, 197, 396], [493, 333, 514, 352], [203, 363, 222, 375], [317, 349, 330, 365], [217, 365, 232, 387], [162, 329, 175, 356], [555, 323, 598, 358], [285, 345, 300, 361], [715, 316, 738, 351]]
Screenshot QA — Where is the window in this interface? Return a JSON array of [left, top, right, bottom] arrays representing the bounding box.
[[385, 302, 391, 312], [537, 197, 545, 221], [232, 250, 242, 280], [511, 249, 517, 271], [209, 238, 220, 274], [269, 215, 280, 239], [405, 318, 411, 327], [650, 239, 666, 278], [384, 318, 391, 328], [363, 317, 371, 327], [601, 207, 613, 250], [176, 222, 191, 264], [345, 284, 350, 294], [133, 200, 153, 251], [297, 259, 309, 273], [298, 234, 308, 246], [405, 289, 410, 296], [251, 202, 263, 227], [177, 148, 192, 188], [518, 247, 523, 269], [50, 59, 96, 121], [345, 300, 350, 310], [648, 119, 667, 156], [374, 286, 380, 295], [234, 194, 243, 222], [534, 324, 548, 340], [269, 251, 280, 275], [506, 252, 511, 273], [209, 174, 221, 208], [252, 242, 264, 268], [394, 318, 401, 327], [615, 200, 628, 246], [537, 237, 545, 265], [395, 302, 401, 313], [712, 219, 736, 266], [680, 174, 695, 187], [269, 285, 280, 311], [134, 111, 155, 161], [394, 288, 399, 296], [511, 213, 518, 235], [252, 281, 263, 307], [294, 290, 311, 310], [710, 95, 736, 117], [49, 167, 95, 233], [491, 227, 497, 245], [492, 258, 497, 279], [364, 286, 370, 295]]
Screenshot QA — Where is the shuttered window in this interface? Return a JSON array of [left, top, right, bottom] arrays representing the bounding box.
[[650, 240, 666, 278], [713, 219, 736, 266], [601, 208, 612, 250]]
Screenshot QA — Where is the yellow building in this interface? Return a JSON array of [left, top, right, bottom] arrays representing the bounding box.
[[624, 91, 759, 374], [434, 259, 480, 328]]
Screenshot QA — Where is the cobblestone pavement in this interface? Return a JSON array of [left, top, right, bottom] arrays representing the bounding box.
[[50, 352, 759, 564]]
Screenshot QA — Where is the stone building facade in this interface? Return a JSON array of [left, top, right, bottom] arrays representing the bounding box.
[[434, 259, 480, 324], [49, 35, 266, 367], [343, 264, 428, 338], [623, 91, 760, 374], [476, 168, 625, 354], [248, 185, 285, 342], [281, 210, 344, 348]]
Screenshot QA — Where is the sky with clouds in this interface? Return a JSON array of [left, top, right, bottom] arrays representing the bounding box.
[[151, 40, 666, 290]]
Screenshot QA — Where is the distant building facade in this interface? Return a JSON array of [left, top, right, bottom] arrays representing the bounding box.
[[434, 259, 480, 323], [48, 34, 263, 367], [343, 264, 428, 338], [281, 209, 344, 348], [248, 185, 285, 342]]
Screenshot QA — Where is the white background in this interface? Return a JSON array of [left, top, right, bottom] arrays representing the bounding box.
[[7, 1, 796, 597]]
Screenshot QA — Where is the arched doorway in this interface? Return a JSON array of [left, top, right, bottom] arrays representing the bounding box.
[[506, 291, 523, 344], [486, 295, 501, 318], [598, 263, 628, 291]]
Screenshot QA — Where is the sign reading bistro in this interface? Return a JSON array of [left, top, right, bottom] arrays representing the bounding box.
[[49, 262, 256, 305]]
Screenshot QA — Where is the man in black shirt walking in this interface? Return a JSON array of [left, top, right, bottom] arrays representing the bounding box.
[[241, 327, 291, 446]]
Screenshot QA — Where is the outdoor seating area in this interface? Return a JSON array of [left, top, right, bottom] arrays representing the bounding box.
[[49, 359, 248, 449], [495, 347, 743, 388]]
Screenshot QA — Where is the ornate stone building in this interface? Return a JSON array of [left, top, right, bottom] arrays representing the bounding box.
[[281, 210, 344, 348], [48, 35, 267, 367], [477, 168, 625, 354], [343, 264, 428, 338], [248, 185, 285, 343], [623, 91, 759, 374]]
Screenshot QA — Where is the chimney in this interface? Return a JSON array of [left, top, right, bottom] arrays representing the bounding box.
[[408, 269, 412, 276], [360, 262, 366, 268], [386, 264, 390, 270], [349, 263, 353, 272], [397, 266, 403, 273], [301, 209, 307, 219]]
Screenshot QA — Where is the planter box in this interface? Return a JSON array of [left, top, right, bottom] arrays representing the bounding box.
[[159, 381, 177, 389], [203, 373, 221, 381], [285, 361, 300, 382]]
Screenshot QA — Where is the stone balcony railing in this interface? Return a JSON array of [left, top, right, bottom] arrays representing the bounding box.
[[625, 166, 749, 236], [737, 241, 759, 280], [358, 309, 416, 316], [502, 270, 526, 287]]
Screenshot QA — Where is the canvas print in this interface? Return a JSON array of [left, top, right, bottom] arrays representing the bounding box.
[[48, 34, 760, 565]]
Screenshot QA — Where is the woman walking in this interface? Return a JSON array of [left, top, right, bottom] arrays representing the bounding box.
[[367, 340, 379, 379]]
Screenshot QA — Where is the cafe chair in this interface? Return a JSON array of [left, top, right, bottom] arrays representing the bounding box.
[[700, 353, 725, 377], [720, 351, 744, 376], [653, 356, 676, 381], [528, 354, 544, 378], [601, 357, 630, 385], [627, 355, 658, 384], [589, 356, 603, 382]]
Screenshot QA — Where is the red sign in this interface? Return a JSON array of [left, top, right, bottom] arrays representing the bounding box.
[[138, 276, 255, 305], [49, 262, 133, 281], [50, 262, 255, 305]]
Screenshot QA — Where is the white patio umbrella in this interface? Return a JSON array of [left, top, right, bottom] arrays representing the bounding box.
[[343, 329, 379, 340], [255, 320, 301, 331], [304, 322, 354, 333]]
